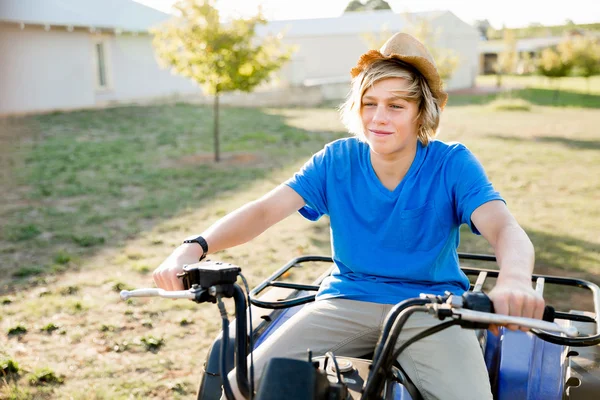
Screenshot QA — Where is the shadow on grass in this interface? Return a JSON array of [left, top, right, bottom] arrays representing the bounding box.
[[459, 226, 599, 278], [0, 103, 347, 294], [459, 226, 599, 310], [516, 88, 600, 108], [446, 88, 600, 108], [485, 134, 600, 151]]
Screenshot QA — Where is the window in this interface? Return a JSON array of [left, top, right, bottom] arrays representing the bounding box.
[[92, 38, 111, 90], [96, 42, 107, 87]]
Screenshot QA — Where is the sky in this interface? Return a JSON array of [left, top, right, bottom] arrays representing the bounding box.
[[134, 0, 600, 29]]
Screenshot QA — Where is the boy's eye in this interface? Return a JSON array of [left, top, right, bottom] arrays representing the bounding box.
[[362, 103, 376, 107], [390, 104, 404, 109]]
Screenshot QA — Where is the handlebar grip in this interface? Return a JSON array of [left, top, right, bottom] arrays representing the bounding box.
[[542, 305, 555, 322], [462, 292, 555, 322]]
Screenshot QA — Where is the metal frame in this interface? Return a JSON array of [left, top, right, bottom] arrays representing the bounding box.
[[249, 253, 600, 346]]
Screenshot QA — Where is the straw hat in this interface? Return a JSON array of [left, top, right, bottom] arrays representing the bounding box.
[[350, 32, 448, 109]]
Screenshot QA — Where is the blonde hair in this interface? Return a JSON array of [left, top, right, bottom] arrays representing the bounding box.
[[340, 59, 441, 146]]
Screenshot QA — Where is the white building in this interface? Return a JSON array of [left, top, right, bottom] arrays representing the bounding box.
[[261, 10, 480, 97], [0, 2, 480, 116], [0, 0, 198, 116]]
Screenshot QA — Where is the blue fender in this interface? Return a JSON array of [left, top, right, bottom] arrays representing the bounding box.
[[486, 328, 565, 400]]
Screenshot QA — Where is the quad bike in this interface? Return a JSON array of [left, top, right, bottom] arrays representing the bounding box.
[[120, 253, 600, 399]]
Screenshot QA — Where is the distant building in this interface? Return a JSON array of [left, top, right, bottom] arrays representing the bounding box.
[[260, 10, 481, 98], [0, 2, 480, 115], [478, 36, 566, 75]]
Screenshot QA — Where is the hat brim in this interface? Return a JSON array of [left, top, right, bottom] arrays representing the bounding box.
[[350, 50, 448, 109]]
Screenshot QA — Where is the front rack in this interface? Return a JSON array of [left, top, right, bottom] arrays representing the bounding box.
[[249, 253, 600, 346]]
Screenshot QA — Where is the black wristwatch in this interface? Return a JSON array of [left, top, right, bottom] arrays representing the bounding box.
[[183, 236, 208, 261]]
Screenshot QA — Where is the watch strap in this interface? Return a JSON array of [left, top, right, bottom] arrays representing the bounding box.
[[183, 236, 208, 261]]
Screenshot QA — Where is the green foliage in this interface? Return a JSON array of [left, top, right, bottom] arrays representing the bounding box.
[[488, 98, 532, 111], [133, 264, 151, 274], [344, 0, 391, 12], [4, 224, 41, 241], [27, 367, 64, 386], [496, 29, 518, 75], [13, 266, 45, 278], [112, 282, 133, 292], [152, 0, 292, 96], [344, 0, 363, 11], [100, 324, 116, 332], [140, 335, 165, 352], [367, 0, 392, 10], [537, 46, 572, 79], [399, 15, 459, 83], [59, 285, 79, 295], [7, 325, 27, 336], [487, 22, 600, 40], [71, 234, 105, 247], [563, 35, 600, 80], [53, 250, 71, 265], [1, 357, 20, 375], [40, 323, 60, 334], [151, 0, 293, 162]]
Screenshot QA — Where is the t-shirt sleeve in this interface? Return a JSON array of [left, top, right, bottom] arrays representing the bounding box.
[[284, 147, 329, 221], [448, 146, 505, 234]]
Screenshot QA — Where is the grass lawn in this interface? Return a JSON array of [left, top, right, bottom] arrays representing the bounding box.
[[447, 75, 600, 108], [476, 74, 600, 95], [1, 80, 599, 399]]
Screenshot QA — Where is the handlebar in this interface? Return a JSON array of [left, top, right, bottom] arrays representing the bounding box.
[[120, 288, 198, 300], [121, 257, 600, 400]]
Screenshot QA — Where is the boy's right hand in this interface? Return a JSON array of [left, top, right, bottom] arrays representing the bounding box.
[[153, 244, 204, 291]]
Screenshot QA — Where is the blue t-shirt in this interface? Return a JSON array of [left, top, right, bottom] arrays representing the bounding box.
[[285, 137, 504, 305]]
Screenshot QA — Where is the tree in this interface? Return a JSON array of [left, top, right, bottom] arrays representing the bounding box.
[[343, 0, 391, 12], [366, 0, 392, 10], [473, 19, 492, 39], [564, 35, 600, 93], [399, 15, 459, 85], [536, 45, 572, 102], [494, 28, 518, 87], [152, 0, 293, 162], [344, 0, 364, 12]]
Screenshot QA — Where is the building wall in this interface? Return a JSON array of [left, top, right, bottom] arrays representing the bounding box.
[[433, 12, 480, 90], [94, 34, 198, 105], [279, 33, 372, 85], [0, 23, 199, 116], [276, 12, 480, 94], [0, 23, 96, 115]]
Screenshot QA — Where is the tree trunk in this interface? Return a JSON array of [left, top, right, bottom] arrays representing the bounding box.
[[496, 72, 502, 88], [587, 76, 591, 95], [213, 93, 220, 163]]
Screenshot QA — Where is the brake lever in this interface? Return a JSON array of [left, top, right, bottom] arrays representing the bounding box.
[[446, 307, 579, 337]]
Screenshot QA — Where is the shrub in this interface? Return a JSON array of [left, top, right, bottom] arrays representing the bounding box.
[[140, 335, 164, 352], [27, 367, 64, 386], [1, 357, 20, 375], [7, 325, 27, 337]]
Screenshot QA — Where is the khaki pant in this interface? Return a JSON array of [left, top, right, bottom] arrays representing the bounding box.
[[225, 298, 492, 400]]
